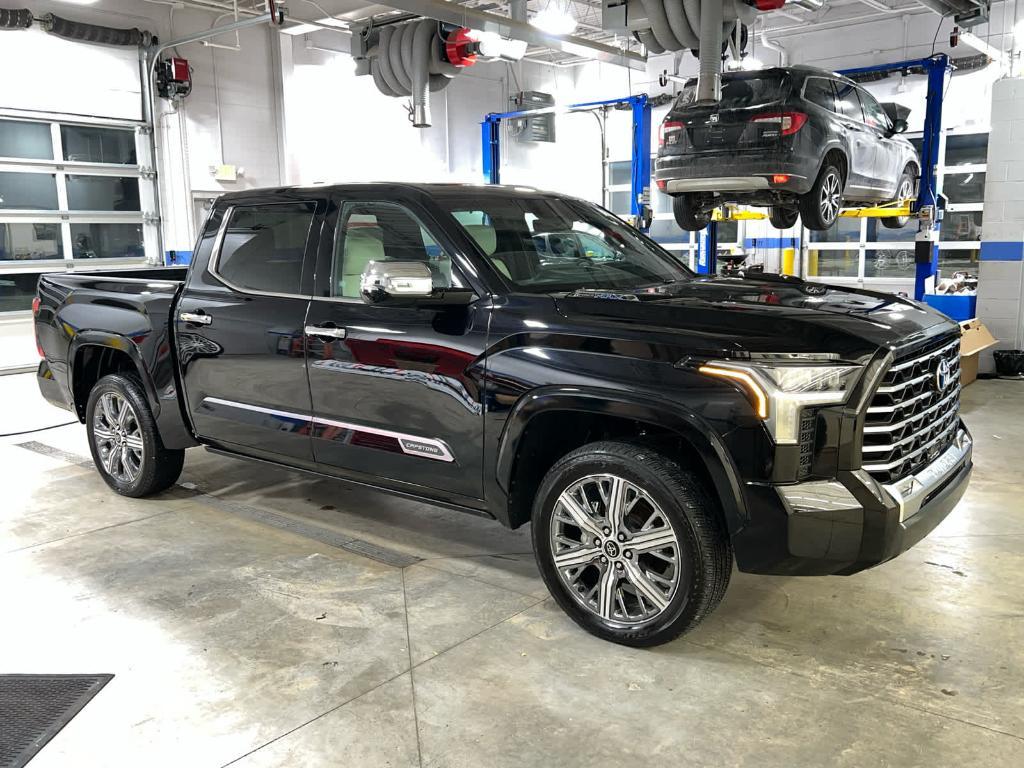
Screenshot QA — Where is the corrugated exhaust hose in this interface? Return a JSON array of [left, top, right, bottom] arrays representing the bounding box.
[[368, 19, 456, 128], [41, 13, 151, 46], [0, 8, 33, 30], [632, 0, 758, 55]]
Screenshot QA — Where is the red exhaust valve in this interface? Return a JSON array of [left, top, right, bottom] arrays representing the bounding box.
[[445, 27, 479, 68]]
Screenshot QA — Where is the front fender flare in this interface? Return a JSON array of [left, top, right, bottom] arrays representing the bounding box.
[[495, 386, 749, 536]]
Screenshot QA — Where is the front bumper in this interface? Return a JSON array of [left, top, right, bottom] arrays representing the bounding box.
[[733, 426, 973, 576]]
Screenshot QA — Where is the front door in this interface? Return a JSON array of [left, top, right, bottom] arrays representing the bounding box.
[[176, 197, 323, 465], [304, 195, 488, 500]]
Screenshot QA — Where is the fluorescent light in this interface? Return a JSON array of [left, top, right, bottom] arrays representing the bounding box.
[[531, 3, 578, 36], [56, 0, 99, 4], [959, 31, 1006, 64], [281, 17, 350, 36]]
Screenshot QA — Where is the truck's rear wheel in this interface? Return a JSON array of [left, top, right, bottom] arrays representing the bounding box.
[[86, 373, 184, 497], [532, 441, 732, 647]]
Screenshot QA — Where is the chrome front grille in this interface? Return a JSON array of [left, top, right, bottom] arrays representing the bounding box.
[[861, 335, 962, 484]]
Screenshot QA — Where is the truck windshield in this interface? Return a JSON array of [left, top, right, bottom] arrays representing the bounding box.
[[439, 195, 692, 293], [673, 73, 785, 110]]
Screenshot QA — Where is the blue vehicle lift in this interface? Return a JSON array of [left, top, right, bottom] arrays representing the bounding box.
[[481, 94, 653, 232], [838, 54, 950, 301], [698, 54, 950, 296]]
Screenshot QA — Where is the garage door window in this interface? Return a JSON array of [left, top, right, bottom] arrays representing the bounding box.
[[0, 115, 157, 312]]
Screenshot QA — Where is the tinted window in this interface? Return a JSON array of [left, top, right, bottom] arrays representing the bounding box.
[[674, 73, 784, 109], [0, 223, 63, 261], [332, 201, 460, 298], [439, 195, 691, 293], [945, 133, 988, 166], [835, 82, 863, 121], [803, 78, 836, 112], [70, 223, 143, 260], [858, 89, 891, 131], [215, 203, 314, 295]]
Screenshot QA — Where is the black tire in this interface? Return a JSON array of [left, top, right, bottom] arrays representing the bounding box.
[[768, 206, 799, 230], [798, 160, 844, 231], [672, 194, 711, 231], [881, 166, 916, 229], [85, 373, 184, 497], [532, 440, 733, 647]]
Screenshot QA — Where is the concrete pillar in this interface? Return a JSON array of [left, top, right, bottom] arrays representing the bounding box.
[[977, 77, 1024, 372]]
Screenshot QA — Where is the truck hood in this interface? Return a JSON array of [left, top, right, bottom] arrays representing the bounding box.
[[552, 275, 956, 361]]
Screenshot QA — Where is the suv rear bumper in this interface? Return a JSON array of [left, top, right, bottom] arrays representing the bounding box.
[[732, 426, 972, 576], [656, 152, 816, 196]]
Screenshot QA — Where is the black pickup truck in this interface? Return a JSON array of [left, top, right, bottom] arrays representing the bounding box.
[[34, 183, 973, 647]]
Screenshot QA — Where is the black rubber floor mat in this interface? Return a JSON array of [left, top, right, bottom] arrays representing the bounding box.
[[0, 674, 112, 768]]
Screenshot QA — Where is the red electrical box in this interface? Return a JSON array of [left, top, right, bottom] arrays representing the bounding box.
[[156, 57, 192, 100]]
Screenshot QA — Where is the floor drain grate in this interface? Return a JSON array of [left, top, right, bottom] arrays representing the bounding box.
[[0, 674, 112, 768]]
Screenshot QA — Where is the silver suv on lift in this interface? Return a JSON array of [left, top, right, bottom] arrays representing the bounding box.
[[655, 66, 920, 231]]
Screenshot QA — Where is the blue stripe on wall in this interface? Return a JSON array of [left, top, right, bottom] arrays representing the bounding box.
[[744, 237, 799, 249], [980, 241, 1024, 261]]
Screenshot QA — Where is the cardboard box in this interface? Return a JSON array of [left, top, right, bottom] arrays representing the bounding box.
[[959, 318, 998, 386]]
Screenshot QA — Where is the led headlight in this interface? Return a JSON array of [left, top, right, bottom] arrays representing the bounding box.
[[697, 353, 863, 444]]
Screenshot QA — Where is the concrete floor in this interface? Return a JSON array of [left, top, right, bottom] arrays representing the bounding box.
[[2, 371, 1023, 767]]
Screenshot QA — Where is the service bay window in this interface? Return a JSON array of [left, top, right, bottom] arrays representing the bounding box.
[[0, 116, 157, 313]]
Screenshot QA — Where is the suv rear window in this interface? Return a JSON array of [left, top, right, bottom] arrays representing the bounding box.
[[673, 73, 785, 109], [803, 77, 836, 112]]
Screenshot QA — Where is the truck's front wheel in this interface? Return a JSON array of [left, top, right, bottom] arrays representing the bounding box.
[[86, 374, 184, 497], [532, 441, 732, 647]]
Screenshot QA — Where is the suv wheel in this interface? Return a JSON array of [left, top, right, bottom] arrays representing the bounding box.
[[768, 206, 799, 230], [799, 161, 844, 230], [672, 194, 711, 231], [532, 441, 733, 647], [86, 373, 185, 497], [881, 167, 915, 229]]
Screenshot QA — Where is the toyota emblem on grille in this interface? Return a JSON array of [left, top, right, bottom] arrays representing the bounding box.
[[935, 358, 952, 391]]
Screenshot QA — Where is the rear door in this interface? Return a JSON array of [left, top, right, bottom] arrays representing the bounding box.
[[857, 87, 902, 196], [661, 72, 788, 157], [833, 80, 875, 193], [176, 197, 323, 465]]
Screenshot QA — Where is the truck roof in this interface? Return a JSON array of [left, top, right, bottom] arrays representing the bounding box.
[[214, 182, 561, 205]]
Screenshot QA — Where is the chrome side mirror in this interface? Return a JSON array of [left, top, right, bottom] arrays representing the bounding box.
[[360, 260, 434, 304]]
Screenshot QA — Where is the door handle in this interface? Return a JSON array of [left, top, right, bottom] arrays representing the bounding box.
[[179, 311, 212, 326], [305, 324, 347, 339]]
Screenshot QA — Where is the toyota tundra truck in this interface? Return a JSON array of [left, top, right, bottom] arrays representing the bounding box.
[[34, 183, 972, 647]]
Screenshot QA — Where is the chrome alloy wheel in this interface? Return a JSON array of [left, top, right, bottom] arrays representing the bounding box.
[[549, 474, 682, 627], [819, 169, 842, 223], [92, 392, 144, 484]]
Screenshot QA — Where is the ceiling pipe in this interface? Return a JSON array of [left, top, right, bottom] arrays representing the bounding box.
[[760, 31, 788, 65]]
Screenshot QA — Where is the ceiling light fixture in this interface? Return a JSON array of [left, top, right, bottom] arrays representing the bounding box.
[[531, 1, 578, 37]]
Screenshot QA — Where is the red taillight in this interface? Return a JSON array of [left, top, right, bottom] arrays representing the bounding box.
[[751, 111, 808, 136], [658, 120, 685, 148], [32, 296, 40, 315], [772, 174, 791, 184], [656, 178, 667, 192]]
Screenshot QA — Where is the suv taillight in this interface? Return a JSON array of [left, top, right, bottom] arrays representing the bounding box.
[[658, 120, 685, 148], [751, 111, 807, 136], [32, 296, 40, 315]]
